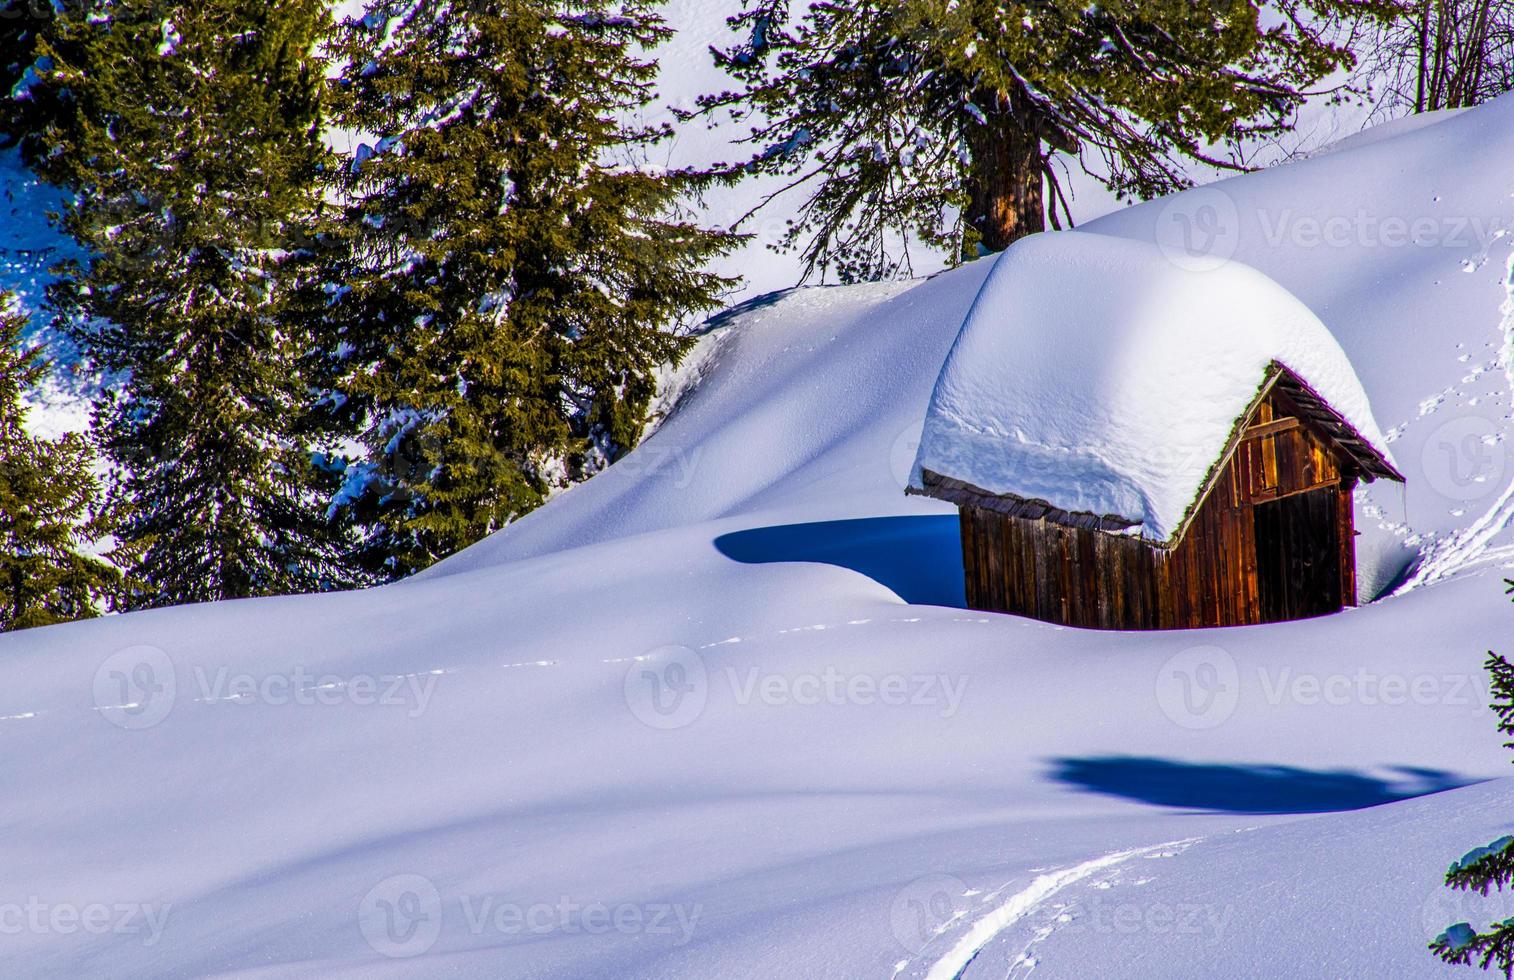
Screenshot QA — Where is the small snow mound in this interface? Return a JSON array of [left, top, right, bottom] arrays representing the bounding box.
[[909, 231, 1397, 542]]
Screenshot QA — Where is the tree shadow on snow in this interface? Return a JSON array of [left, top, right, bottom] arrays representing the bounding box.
[[696, 286, 802, 333], [714, 516, 966, 608], [1048, 756, 1472, 815]]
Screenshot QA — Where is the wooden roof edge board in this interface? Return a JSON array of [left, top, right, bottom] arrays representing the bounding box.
[[1269, 364, 1404, 482], [910, 469, 1143, 533]]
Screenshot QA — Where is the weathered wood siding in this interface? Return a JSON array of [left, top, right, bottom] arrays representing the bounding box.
[[1232, 390, 1343, 505], [958, 389, 1360, 630], [960, 507, 1165, 629]]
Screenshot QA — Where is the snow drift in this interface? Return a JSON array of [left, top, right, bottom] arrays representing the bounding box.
[[5, 70, 1514, 980]]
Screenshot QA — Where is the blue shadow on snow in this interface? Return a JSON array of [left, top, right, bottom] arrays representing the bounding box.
[[714, 516, 966, 608], [1049, 756, 1472, 814]]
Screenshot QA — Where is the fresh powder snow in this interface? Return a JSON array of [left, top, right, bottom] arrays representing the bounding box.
[[6, 41, 1514, 980], [909, 230, 1398, 543]]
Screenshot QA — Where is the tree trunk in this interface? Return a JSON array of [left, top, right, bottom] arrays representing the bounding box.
[[964, 85, 1050, 254], [1416, 0, 1432, 112]]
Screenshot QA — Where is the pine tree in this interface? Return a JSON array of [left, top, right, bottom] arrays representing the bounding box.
[[0, 295, 119, 630], [31, 0, 352, 607], [0, 0, 55, 144], [689, 0, 1398, 281], [1430, 643, 1514, 977], [318, 0, 740, 578]]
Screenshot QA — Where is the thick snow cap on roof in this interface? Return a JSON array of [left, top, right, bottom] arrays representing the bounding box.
[[909, 231, 1398, 543]]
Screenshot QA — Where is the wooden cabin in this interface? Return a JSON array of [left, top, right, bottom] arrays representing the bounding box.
[[907, 231, 1405, 630], [911, 361, 1404, 630]]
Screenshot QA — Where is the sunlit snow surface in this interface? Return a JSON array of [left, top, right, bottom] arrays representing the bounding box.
[[4, 41, 1514, 980]]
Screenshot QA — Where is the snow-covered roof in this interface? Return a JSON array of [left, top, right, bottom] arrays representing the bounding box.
[[908, 231, 1401, 544]]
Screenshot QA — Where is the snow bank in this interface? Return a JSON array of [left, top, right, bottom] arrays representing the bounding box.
[[7, 64, 1514, 980], [909, 231, 1397, 542]]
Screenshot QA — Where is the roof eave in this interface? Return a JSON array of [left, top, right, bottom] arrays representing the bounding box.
[[911, 469, 1144, 534], [909, 361, 1403, 549]]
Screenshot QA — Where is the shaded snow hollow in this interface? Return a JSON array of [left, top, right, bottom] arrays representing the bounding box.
[[909, 231, 1398, 542]]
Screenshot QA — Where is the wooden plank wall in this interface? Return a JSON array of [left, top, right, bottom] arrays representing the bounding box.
[[958, 390, 1360, 630], [1233, 392, 1343, 505], [1163, 457, 1258, 629], [959, 508, 1162, 629], [1337, 477, 1358, 607]]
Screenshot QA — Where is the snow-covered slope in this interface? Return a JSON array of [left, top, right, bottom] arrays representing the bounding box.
[[6, 82, 1514, 980]]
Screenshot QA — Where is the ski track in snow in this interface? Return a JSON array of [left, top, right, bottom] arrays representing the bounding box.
[[893, 838, 1204, 980]]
